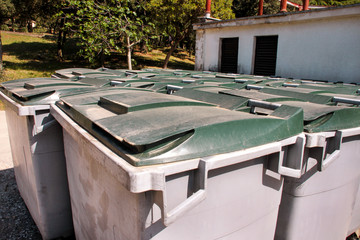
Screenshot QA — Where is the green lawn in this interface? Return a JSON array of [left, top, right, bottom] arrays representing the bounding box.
[[0, 31, 195, 109]]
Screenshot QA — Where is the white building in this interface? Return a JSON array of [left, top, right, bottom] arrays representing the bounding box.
[[193, 4, 360, 83]]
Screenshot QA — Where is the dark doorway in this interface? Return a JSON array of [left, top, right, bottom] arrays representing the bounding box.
[[254, 36, 278, 76], [220, 38, 239, 73]]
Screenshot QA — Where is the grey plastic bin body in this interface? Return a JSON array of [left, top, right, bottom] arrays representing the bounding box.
[[0, 78, 98, 239], [174, 87, 360, 238], [0, 93, 73, 239], [275, 128, 360, 240], [51, 88, 306, 240]]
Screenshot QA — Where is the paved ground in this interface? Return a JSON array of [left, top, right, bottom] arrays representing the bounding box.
[[0, 111, 42, 239]]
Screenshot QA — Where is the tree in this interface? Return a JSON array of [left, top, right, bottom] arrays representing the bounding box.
[[0, 31, 3, 72], [146, 0, 234, 69], [11, 0, 43, 32], [0, 0, 16, 27], [212, 0, 236, 19], [232, 0, 279, 18], [310, 0, 360, 5], [61, 0, 152, 69]]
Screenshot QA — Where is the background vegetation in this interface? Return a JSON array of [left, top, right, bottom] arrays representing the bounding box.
[[1, 0, 359, 92], [1, 0, 359, 72]]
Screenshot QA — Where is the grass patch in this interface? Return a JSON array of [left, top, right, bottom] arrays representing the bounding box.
[[0, 31, 195, 110]]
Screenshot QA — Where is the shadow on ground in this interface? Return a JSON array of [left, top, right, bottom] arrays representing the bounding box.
[[3, 40, 194, 71]]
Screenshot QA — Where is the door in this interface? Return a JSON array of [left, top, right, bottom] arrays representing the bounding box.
[[220, 38, 239, 73], [254, 36, 278, 76]]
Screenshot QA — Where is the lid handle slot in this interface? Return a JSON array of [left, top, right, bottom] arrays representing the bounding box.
[[166, 85, 183, 94], [332, 97, 360, 106], [248, 99, 281, 114], [246, 84, 263, 90], [283, 83, 299, 87]]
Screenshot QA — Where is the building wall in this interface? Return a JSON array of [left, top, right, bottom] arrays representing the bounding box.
[[194, 6, 360, 83]]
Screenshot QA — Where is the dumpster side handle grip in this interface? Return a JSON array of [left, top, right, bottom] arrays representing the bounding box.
[[159, 142, 285, 225], [320, 131, 342, 171], [163, 189, 206, 226], [321, 150, 340, 170], [278, 134, 306, 178], [161, 160, 207, 226], [34, 119, 58, 135]]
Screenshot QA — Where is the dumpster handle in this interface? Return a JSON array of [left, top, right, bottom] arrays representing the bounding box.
[[320, 131, 342, 171], [160, 141, 285, 226], [161, 160, 207, 226], [278, 135, 306, 178], [34, 119, 57, 135]]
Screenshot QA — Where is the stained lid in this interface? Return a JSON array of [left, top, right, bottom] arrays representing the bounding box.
[[0, 78, 96, 105], [173, 88, 248, 110], [276, 101, 360, 132], [259, 88, 333, 104], [53, 68, 96, 78], [57, 88, 303, 166], [221, 89, 302, 102], [217, 88, 360, 132]]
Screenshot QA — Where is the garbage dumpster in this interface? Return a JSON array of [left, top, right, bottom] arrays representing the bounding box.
[[51, 88, 306, 240], [217, 88, 360, 240], [0, 77, 97, 239]]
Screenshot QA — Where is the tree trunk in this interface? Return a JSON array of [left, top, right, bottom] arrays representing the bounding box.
[[57, 18, 66, 61], [126, 36, 132, 70], [0, 31, 3, 72], [11, 18, 15, 32], [27, 21, 33, 33], [163, 43, 177, 69], [140, 40, 148, 54], [100, 49, 105, 67]]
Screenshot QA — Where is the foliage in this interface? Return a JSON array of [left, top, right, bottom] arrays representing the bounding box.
[[0, 0, 15, 25], [232, 0, 279, 18], [146, 0, 234, 68], [310, 0, 360, 5], [232, 0, 258, 17], [211, 0, 236, 19], [60, 0, 153, 68]]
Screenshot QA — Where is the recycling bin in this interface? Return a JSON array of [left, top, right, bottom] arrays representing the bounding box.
[[0, 77, 98, 239], [51, 88, 306, 240]]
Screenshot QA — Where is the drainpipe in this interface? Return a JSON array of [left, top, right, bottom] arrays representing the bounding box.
[[302, 0, 309, 10], [205, 0, 211, 18], [258, 0, 264, 15], [280, 0, 287, 12]]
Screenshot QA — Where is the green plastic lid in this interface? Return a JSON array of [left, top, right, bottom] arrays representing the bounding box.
[[57, 88, 303, 166], [0, 78, 96, 105]]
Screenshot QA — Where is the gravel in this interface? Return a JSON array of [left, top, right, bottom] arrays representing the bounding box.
[[0, 168, 42, 240]]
